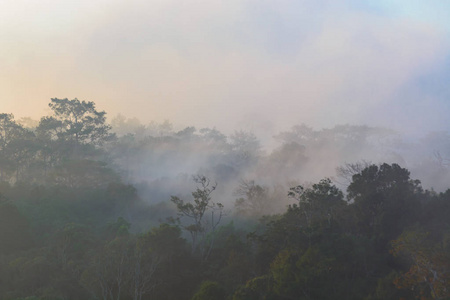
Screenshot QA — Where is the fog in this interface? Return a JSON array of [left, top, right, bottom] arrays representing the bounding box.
[[2, 2, 450, 298], [2, 108, 449, 300], [2, 0, 450, 137], [2, 0, 450, 218], [103, 115, 450, 217]]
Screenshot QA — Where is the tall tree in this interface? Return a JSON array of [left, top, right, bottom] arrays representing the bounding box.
[[41, 98, 115, 146], [347, 163, 421, 248], [171, 175, 224, 259], [234, 180, 272, 218], [0, 114, 38, 182], [228, 131, 261, 169]]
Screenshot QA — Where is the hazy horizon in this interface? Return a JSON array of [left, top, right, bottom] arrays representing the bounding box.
[[2, 0, 450, 137]]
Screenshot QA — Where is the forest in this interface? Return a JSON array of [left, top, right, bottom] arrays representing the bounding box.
[[1, 98, 450, 300]]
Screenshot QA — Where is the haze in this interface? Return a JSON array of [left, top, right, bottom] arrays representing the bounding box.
[[1, 0, 450, 136], [2, 3, 450, 298]]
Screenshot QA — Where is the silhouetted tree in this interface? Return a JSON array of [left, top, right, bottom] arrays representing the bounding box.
[[171, 175, 224, 259], [39, 98, 115, 146]]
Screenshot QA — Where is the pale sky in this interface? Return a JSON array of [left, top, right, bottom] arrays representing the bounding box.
[[1, 0, 449, 135]]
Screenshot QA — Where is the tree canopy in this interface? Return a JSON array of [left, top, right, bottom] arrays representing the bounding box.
[[40, 98, 115, 146]]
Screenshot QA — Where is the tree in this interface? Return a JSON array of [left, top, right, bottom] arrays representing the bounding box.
[[171, 175, 224, 259], [148, 224, 195, 300], [270, 246, 336, 299], [228, 130, 261, 168], [47, 159, 120, 188], [261, 141, 308, 182], [273, 124, 316, 145], [391, 230, 450, 299], [191, 281, 226, 300], [6, 131, 40, 183], [335, 160, 372, 186], [110, 114, 147, 138], [347, 163, 421, 247], [288, 178, 346, 246], [130, 233, 161, 300], [81, 236, 132, 300], [232, 275, 273, 300], [0, 113, 24, 150], [234, 180, 272, 218], [0, 114, 38, 182], [40, 98, 115, 146]]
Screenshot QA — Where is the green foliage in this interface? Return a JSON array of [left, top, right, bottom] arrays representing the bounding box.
[[348, 163, 421, 246], [391, 229, 450, 299], [1, 100, 450, 300], [106, 217, 131, 238], [232, 276, 273, 300], [289, 178, 346, 232], [191, 281, 226, 300]]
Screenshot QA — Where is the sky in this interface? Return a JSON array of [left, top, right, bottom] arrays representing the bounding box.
[[1, 0, 450, 136]]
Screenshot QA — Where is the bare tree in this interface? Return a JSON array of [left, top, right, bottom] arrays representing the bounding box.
[[171, 175, 224, 260], [234, 179, 271, 217], [335, 160, 372, 186]]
